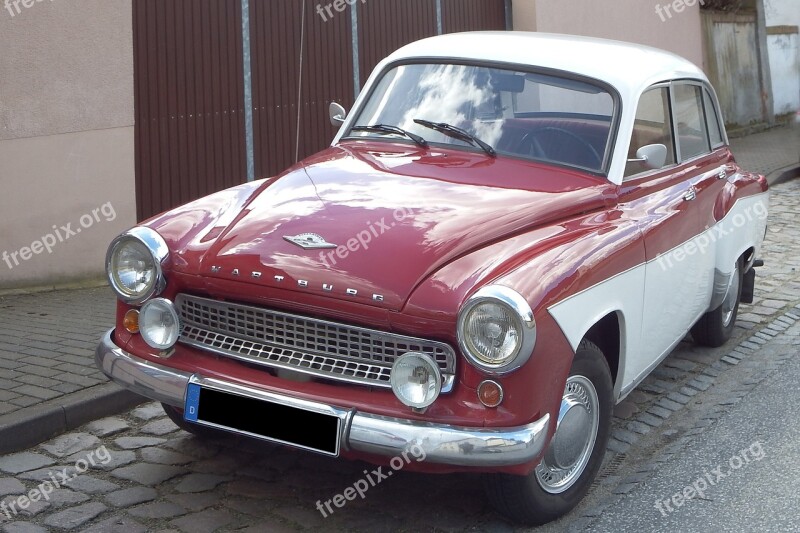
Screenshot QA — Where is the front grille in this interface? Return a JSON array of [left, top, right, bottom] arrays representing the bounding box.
[[175, 294, 456, 390]]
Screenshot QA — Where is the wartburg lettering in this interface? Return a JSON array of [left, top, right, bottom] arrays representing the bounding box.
[[96, 32, 768, 526]]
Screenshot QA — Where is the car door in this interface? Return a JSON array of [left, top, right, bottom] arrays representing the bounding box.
[[616, 85, 709, 388], [677, 84, 733, 307], [668, 82, 730, 319]]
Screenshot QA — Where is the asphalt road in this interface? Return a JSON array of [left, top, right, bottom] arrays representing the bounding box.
[[588, 323, 800, 532]]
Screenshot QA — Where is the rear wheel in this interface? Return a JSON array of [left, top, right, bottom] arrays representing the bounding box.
[[162, 403, 228, 439], [691, 260, 742, 347], [484, 340, 613, 526]]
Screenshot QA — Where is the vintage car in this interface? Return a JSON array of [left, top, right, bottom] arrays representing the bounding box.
[[96, 32, 769, 524]]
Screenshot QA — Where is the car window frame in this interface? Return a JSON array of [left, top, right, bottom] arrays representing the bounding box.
[[701, 86, 726, 150], [341, 57, 623, 178], [624, 79, 725, 183], [670, 80, 714, 164], [622, 82, 678, 182]]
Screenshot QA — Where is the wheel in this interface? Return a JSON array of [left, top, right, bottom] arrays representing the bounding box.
[[691, 260, 742, 347], [161, 403, 228, 439], [517, 127, 603, 169], [484, 340, 613, 526]]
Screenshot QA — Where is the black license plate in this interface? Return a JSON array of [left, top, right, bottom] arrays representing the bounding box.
[[185, 382, 341, 456]]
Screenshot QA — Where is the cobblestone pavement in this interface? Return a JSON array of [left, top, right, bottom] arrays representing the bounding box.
[[0, 288, 115, 417], [0, 181, 797, 531]]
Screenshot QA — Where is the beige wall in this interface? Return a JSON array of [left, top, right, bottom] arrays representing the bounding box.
[[513, 0, 705, 71], [0, 0, 135, 290]]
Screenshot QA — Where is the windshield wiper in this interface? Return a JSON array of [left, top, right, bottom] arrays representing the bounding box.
[[413, 118, 496, 157], [350, 124, 428, 147]]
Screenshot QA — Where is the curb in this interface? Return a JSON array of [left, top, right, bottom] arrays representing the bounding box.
[[767, 164, 800, 186], [0, 382, 144, 455]]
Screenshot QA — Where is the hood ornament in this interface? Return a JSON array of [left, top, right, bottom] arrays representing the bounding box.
[[283, 233, 337, 250]]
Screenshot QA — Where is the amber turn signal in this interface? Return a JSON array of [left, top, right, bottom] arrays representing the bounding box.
[[123, 309, 140, 333], [477, 380, 504, 408]]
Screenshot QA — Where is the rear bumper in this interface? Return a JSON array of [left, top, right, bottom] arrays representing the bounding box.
[[96, 329, 550, 467]]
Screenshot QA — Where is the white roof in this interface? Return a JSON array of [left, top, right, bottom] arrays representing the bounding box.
[[336, 32, 714, 185], [385, 32, 708, 99]]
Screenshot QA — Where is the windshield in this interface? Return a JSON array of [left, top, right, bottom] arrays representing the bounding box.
[[347, 63, 617, 173]]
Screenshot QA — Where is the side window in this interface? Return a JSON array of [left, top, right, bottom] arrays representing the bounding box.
[[625, 87, 676, 178], [673, 84, 711, 160], [703, 89, 724, 148]]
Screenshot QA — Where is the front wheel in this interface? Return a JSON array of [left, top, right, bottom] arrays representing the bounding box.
[[484, 340, 613, 526], [691, 260, 742, 347]]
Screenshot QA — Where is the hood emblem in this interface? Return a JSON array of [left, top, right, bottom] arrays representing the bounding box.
[[283, 233, 337, 250]]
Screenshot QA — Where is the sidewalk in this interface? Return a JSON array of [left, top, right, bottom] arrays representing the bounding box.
[[0, 124, 798, 454], [730, 121, 800, 182], [0, 288, 142, 453]]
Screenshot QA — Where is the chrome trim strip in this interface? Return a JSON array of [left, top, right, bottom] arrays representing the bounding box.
[[95, 330, 190, 407], [348, 412, 550, 467], [96, 330, 550, 467]]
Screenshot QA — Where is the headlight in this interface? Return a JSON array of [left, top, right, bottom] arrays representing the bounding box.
[[106, 227, 169, 304], [139, 298, 180, 350], [457, 285, 536, 373], [390, 352, 442, 409]]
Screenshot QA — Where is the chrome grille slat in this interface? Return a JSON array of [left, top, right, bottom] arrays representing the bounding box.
[[175, 294, 456, 390]]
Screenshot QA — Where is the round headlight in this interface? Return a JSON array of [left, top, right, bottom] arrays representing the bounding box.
[[457, 286, 536, 373], [390, 352, 442, 409], [139, 298, 180, 350], [106, 227, 169, 304]]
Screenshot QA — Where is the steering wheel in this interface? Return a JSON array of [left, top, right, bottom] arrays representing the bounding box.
[[517, 127, 603, 170]]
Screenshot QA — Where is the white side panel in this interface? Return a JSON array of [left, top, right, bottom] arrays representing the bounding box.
[[548, 265, 646, 397], [548, 190, 768, 401], [712, 192, 769, 276]]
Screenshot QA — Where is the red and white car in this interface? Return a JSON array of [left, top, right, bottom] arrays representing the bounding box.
[[97, 32, 769, 524]]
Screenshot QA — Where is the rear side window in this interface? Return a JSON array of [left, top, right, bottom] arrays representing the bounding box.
[[673, 84, 711, 161], [703, 89, 724, 148]]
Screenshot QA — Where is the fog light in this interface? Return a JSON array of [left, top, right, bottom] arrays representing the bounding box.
[[390, 352, 442, 409], [123, 309, 140, 333], [477, 380, 504, 408], [139, 298, 180, 350]]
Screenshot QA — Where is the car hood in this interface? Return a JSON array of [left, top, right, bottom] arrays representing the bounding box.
[[168, 142, 611, 311]]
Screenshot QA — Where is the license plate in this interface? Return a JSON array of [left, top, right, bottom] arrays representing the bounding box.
[[184, 382, 341, 456]]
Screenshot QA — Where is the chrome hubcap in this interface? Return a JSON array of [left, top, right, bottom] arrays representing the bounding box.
[[721, 264, 740, 328], [535, 375, 599, 494]]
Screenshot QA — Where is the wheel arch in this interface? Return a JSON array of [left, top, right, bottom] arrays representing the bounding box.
[[581, 311, 622, 393]]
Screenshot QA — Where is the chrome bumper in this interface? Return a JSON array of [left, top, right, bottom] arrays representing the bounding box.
[[96, 329, 550, 467]]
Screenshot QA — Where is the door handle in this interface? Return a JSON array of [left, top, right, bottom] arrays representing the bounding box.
[[683, 187, 697, 201]]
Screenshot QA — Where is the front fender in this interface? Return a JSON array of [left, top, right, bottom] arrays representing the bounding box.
[[403, 205, 645, 402]]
